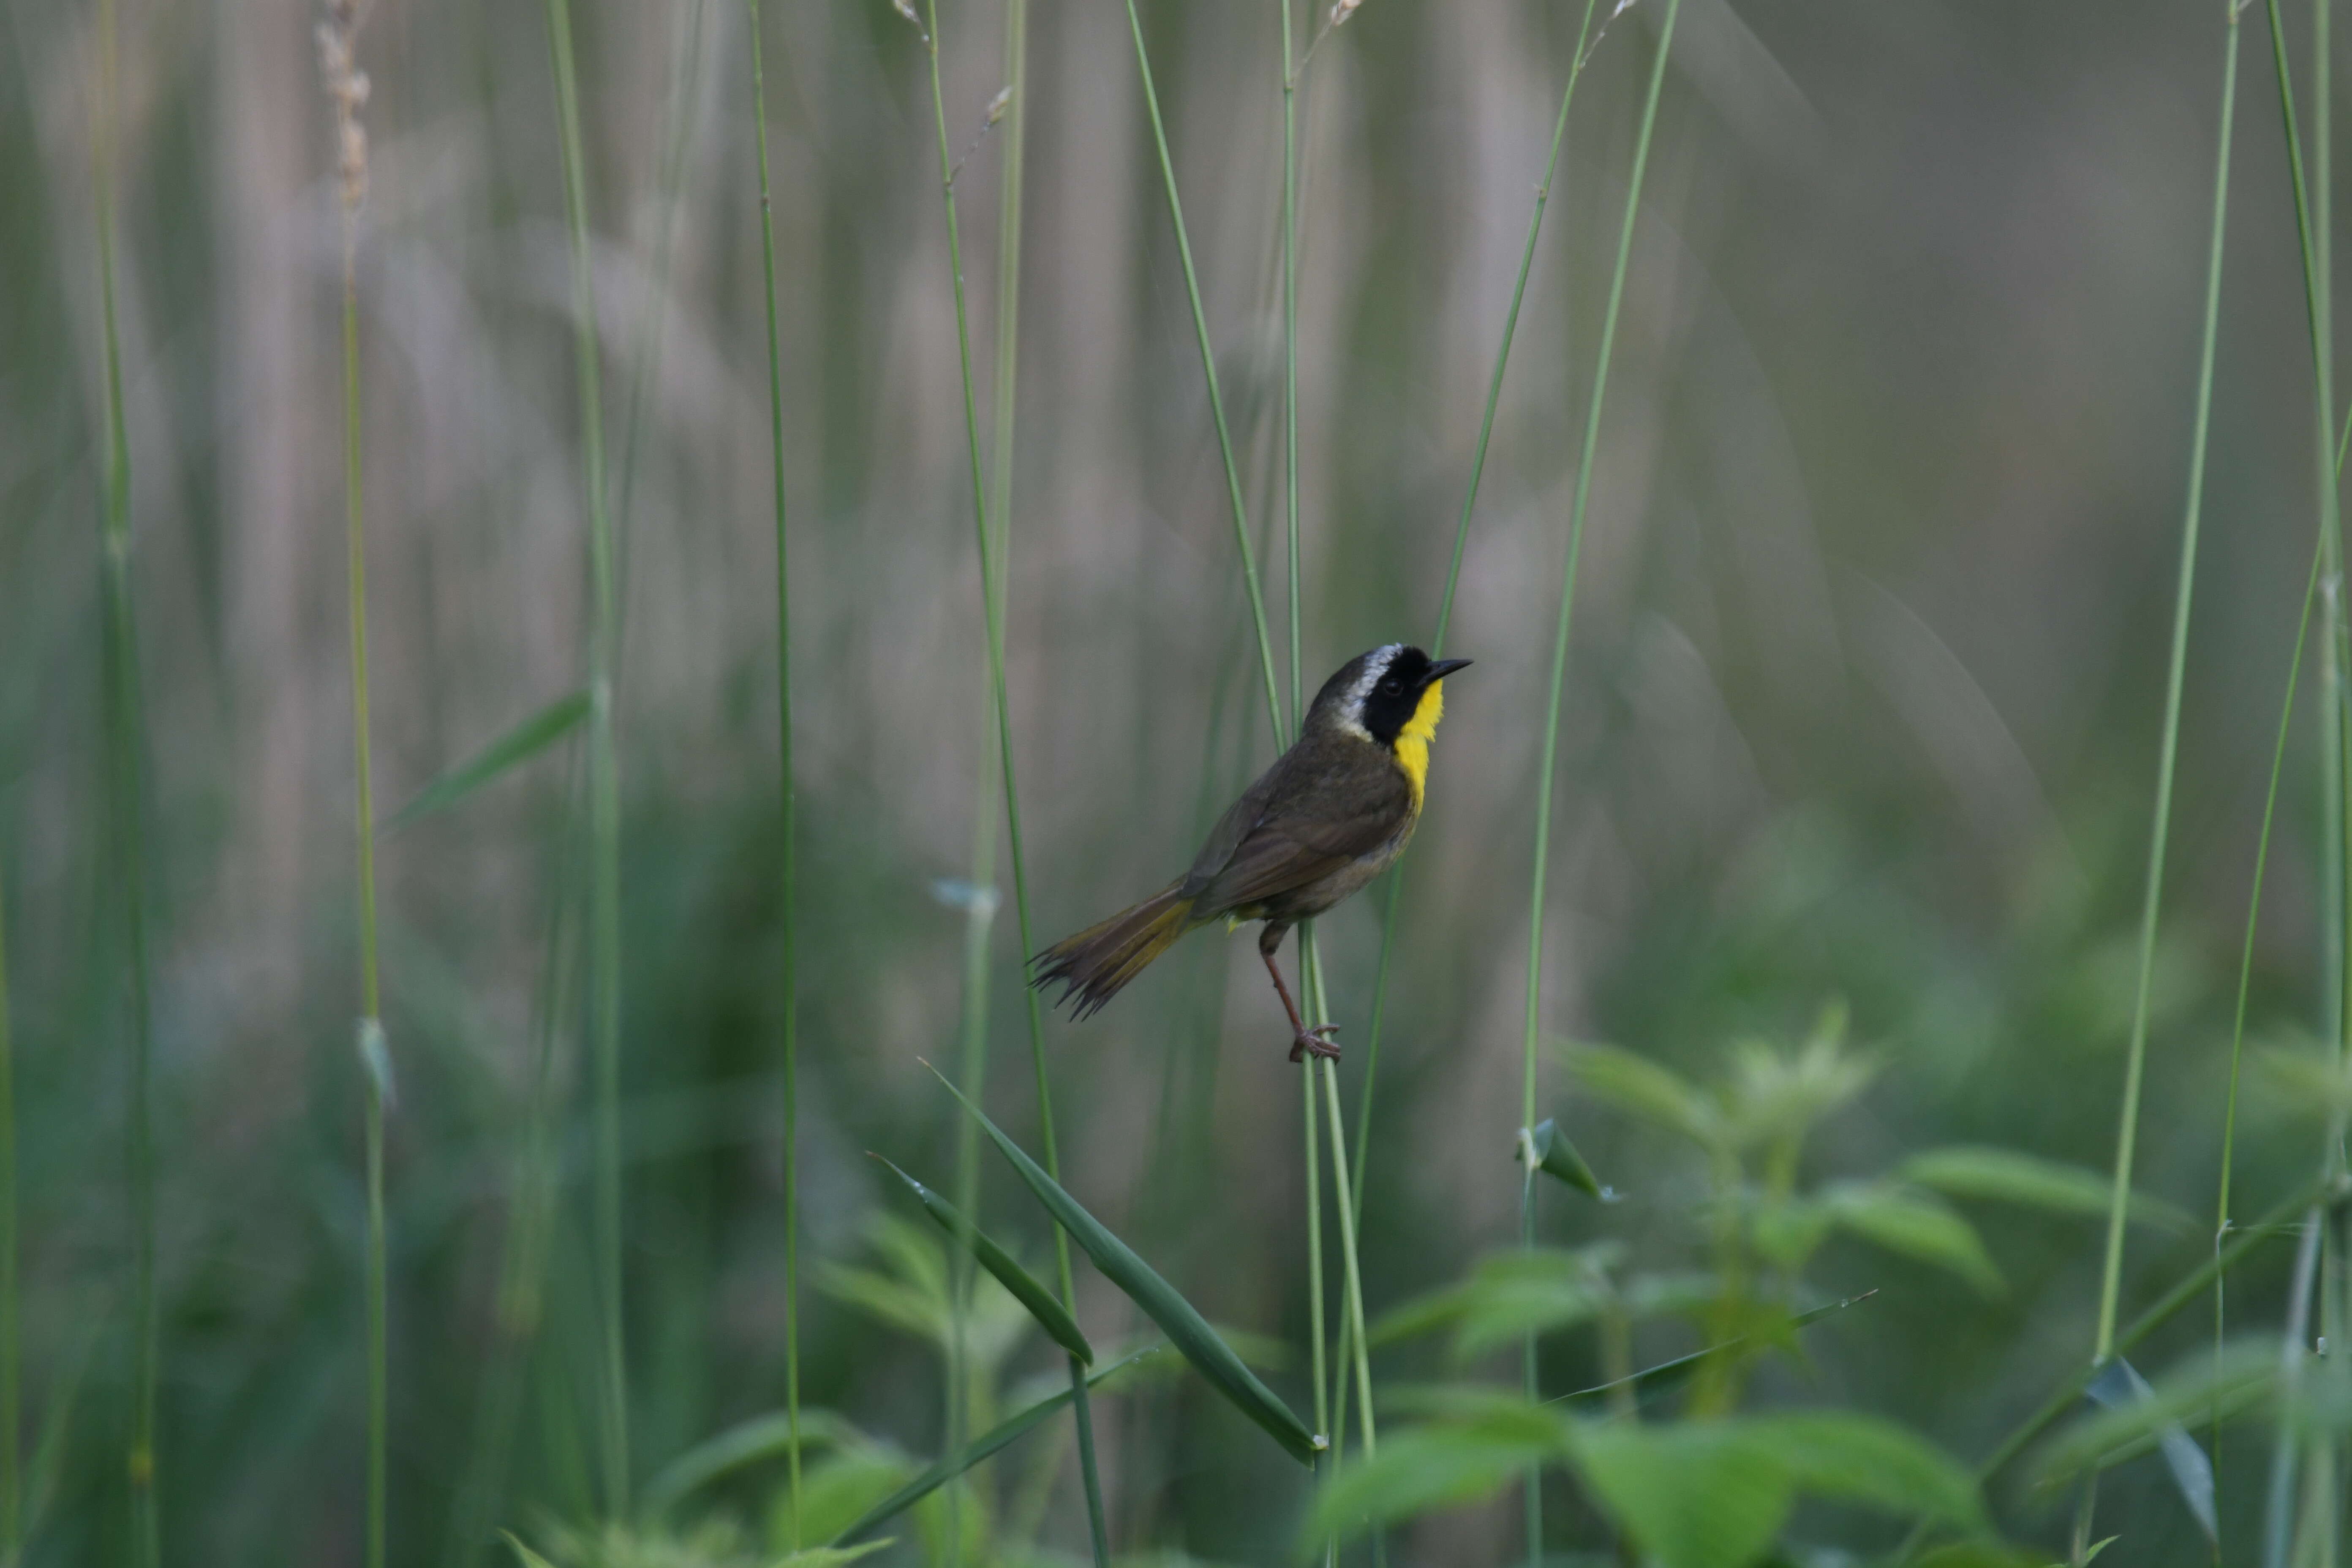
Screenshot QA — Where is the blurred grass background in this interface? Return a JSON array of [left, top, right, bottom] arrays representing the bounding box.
[[1, 0, 2347, 1560]]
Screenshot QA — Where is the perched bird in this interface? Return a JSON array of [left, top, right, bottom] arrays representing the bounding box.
[[1032, 644, 1470, 1062]]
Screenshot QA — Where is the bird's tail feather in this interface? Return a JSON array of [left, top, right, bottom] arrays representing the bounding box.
[[1030, 882, 1198, 1020]]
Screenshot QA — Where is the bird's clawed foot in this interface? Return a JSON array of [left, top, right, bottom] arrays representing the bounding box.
[[1288, 1023, 1342, 1064]]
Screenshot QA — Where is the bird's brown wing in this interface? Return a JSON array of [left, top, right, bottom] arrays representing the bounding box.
[[1181, 738, 1413, 915]]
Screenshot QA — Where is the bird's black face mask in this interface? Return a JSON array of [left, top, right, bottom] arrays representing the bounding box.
[[1357, 646, 1471, 746]]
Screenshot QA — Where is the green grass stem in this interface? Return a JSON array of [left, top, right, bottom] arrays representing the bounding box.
[[0, 849, 16, 1559], [1120, 0, 1285, 751], [540, 0, 629, 1514], [1516, 4, 1682, 1556], [2249, 2, 2346, 1559], [916, 5, 1109, 1556], [2074, 15, 2239, 1554], [744, 0, 802, 1544], [324, 10, 391, 1556], [1350, 0, 1601, 1247], [2091, 0, 2239, 1370], [91, 0, 158, 1558], [1283, 0, 1303, 741], [1278, 4, 1339, 1551], [613, 0, 708, 644]]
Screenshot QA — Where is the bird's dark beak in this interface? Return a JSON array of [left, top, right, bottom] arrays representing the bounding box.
[[1426, 658, 1473, 682]]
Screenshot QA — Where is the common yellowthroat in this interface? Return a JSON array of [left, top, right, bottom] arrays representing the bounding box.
[[1033, 644, 1470, 1061]]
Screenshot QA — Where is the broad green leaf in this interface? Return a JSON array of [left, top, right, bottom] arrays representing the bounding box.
[[870, 1154, 1092, 1363], [818, 1262, 944, 1345], [1913, 1546, 2043, 1568], [2254, 1044, 2352, 1124], [640, 1407, 864, 1519], [1821, 1181, 2002, 1296], [831, 1348, 1160, 1544], [1572, 1421, 1793, 1568], [931, 1065, 1321, 1464], [1560, 1043, 1720, 1149], [1368, 1246, 1620, 1354], [1527, 1117, 1608, 1198], [775, 1547, 890, 1567], [1749, 1196, 1837, 1272], [1742, 1410, 1984, 1529], [383, 689, 591, 831], [1451, 1249, 1613, 1362], [502, 1536, 558, 1568], [1301, 1422, 1561, 1550], [1379, 1383, 1588, 1436], [1900, 1146, 2193, 1232], [1367, 1281, 1475, 1348], [770, 1449, 916, 1555], [1718, 1021, 1876, 1153]]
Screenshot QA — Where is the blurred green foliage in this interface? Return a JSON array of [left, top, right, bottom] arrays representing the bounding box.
[[5, 0, 2351, 1562]]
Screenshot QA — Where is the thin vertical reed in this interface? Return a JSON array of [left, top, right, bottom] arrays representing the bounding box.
[[91, 0, 157, 1559], [614, 0, 708, 594], [2251, 1, 2343, 1560], [540, 0, 629, 1514], [915, 5, 1109, 1555], [1315, 1051, 1372, 1460], [1278, 0, 1338, 1532], [1120, 0, 1286, 752], [2091, 0, 2238, 1370], [2216, 530, 2320, 1465], [2317, 0, 2343, 1070], [2075, 12, 2237, 1553], [1519, 4, 1682, 1557], [1282, 0, 1303, 740], [0, 849, 15, 1560], [744, 0, 802, 1543], [1301, 1022, 1330, 1449], [320, 4, 389, 1560], [1329, 8, 1604, 1481], [1350, 0, 1601, 1229]]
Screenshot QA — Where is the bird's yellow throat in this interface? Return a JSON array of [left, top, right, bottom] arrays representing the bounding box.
[[1393, 678, 1446, 808]]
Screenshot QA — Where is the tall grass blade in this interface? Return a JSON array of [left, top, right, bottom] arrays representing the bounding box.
[[1279, 24, 1346, 1557], [0, 849, 15, 1558], [540, 0, 629, 1513], [871, 1155, 1093, 1364], [91, 0, 158, 1557], [640, 1408, 863, 1521], [2245, 5, 2347, 1563], [319, 5, 389, 1560], [2091, 0, 2238, 1372], [1119, 0, 1285, 749], [832, 1348, 1159, 1547], [913, 2, 1110, 1554], [745, 0, 804, 1543], [930, 1067, 1323, 1464], [1351, 0, 1604, 1221], [1318, 1058, 1373, 1459], [383, 692, 591, 833], [612, 0, 705, 585], [1517, 2, 1684, 1557], [1551, 1292, 1878, 1410]]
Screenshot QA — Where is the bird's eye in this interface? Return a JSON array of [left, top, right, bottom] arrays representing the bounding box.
[[1380, 677, 1404, 696]]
